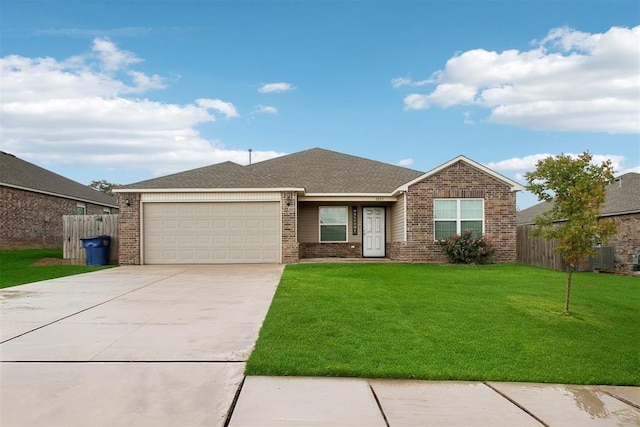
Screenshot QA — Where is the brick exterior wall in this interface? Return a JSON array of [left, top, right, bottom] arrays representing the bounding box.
[[0, 186, 116, 249], [391, 161, 518, 263], [281, 192, 300, 263], [117, 193, 141, 265], [607, 213, 640, 272], [300, 242, 363, 258]]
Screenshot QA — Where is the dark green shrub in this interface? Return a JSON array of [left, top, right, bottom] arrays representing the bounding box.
[[437, 229, 496, 264]]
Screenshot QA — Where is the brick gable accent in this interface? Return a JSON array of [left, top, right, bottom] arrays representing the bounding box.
[[390, 161, 517, 263]]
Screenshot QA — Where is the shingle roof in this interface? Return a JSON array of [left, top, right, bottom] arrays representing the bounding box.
[[247, 148, 424, 193], [516, 172, 640, 224], [119, 147, 425, 194], [0, 151, 118, 207], [117, 161, 289, 190]]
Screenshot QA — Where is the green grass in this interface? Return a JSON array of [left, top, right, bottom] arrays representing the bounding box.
[[0, 249, 114, 289], [246, 263, 640, 385]]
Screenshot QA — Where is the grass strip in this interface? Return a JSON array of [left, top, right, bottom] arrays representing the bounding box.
[[0, 248, 114, 289], [247, 263, 639, 385]]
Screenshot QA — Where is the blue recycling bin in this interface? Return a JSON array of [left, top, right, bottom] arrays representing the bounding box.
[[81, 235, 111, 266]]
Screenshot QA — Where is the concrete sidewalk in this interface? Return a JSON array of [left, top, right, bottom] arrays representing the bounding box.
[[228, 376, 640, 426]]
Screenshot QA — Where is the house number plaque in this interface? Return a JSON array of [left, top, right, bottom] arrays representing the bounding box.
[[352, 206, 358, 235]]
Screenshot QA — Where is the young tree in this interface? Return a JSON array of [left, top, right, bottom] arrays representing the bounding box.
[[89, 179, 119, 196], [525, 152, 616, 316]]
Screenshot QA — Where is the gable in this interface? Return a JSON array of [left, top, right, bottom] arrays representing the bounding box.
[[397, 155, 524, 194]]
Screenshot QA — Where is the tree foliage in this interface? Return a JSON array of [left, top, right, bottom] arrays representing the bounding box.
[[89, 179, 119, 196], [525, 151, 616, 315]]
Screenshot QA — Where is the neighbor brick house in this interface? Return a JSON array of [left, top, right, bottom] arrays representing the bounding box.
[[517, 172, 640, 272], [0, 151, 119, 249], [114, 148, 524, 265]]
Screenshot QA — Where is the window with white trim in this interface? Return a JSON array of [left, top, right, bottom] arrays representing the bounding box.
[[319, 206, 348, 242], [434, 199, 484, 240], [76, 203, 86, 215], [102, 208, 111, 214]]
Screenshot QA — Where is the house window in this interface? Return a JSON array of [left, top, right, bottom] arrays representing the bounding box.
[[319, 206, 348, 242], [434, 199, 484, 240], [76, 204, 86, 215], [102, 208, 111, 214]]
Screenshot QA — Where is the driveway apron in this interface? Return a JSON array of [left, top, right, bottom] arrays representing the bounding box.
[[0, 264, 283, 427]]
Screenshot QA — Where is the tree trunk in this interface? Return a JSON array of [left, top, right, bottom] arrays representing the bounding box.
[[564, 266, 573, 316]]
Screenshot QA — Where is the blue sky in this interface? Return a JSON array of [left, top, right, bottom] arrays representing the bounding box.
[[1, 0, 639, 209]]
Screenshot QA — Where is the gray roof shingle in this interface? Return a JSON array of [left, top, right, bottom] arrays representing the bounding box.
[[118, 161, 288, 190], [247, 148, 424, 193], [516, 172, 640, 224], [0, 151, 118, 207], [120, 147, 425, 193]]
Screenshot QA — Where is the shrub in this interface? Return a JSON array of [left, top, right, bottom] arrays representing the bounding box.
[[437, 230, 496, 264]]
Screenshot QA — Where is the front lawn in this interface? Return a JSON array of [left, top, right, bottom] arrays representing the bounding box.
[[246, 263, 639, 385], [0, 249, 114, 289]]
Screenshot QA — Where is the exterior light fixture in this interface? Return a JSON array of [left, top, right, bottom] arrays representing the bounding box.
[[125, 198, 131, 207]]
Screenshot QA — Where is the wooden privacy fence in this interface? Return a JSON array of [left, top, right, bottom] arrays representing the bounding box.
[[517, 224, 616, 271], [63, 215, 119, 262], [516, 224, 566, 271]]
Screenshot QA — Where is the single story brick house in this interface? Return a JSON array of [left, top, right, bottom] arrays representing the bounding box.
[[0, 151, 119, 249], [517, 172, 640, 272], [114, 148, 524, 265]]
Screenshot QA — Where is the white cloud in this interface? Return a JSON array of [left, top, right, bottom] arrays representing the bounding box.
[[401, 25, 640, 134], [487, 153, 629, 176], [489, 152, 636, 210], [391, 75, 433, 88], [398, 158, 414, 167], [254, 105, 278, 114], [196, 98, 239, 119], [92, 37, 141, 72], [258, 82, 295, 93], [0, 38, 284, 178]]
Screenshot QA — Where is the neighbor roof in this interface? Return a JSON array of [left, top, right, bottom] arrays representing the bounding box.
[[516, 172, 640, 224], [118, 148, 425, 194], [0, 151, 118, 207]]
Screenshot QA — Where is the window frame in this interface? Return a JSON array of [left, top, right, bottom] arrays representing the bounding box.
[[433, 198, 484, 241], [76, 203, 86, 215], [318, 206, 349, 243]]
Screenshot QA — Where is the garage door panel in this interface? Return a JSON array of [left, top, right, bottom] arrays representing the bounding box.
[[144, 202, 280, 264]]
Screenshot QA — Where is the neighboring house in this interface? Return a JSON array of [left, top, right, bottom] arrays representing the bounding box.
[[0, 151, 119, 249], [114, 148, 524, 265], [516, 172, 640, 272]]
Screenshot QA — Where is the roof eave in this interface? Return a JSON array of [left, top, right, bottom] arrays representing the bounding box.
[[114, 187, 306, 193], [300, 192, 397, 202], [1, 182, 119, 208]]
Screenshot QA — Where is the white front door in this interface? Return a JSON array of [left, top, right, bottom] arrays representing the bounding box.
[[363, 207, 385, 257]]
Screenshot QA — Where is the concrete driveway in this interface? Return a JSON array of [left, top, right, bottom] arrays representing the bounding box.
[[0, 264, 284, 427]]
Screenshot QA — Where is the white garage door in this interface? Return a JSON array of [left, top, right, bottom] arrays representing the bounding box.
[[143, 202, 280, 264]]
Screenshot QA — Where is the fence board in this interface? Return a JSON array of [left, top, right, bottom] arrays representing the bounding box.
[[63, 215, 119, 262], [516, 224, 566, 271]]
